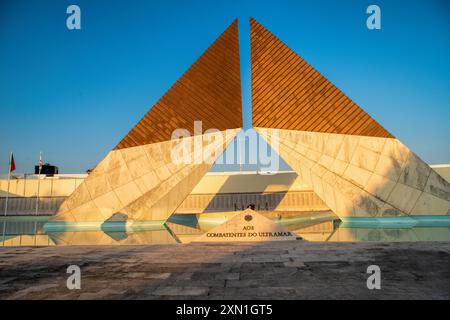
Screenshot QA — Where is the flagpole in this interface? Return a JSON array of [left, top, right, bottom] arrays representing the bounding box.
[[2, 152, 12, 245], [4, 152, 12, 216], [35, 151, 42, 216], [34, 152, 42, 244]]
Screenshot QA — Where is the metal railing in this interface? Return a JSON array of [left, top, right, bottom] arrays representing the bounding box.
[[0, 197, 65, 216]]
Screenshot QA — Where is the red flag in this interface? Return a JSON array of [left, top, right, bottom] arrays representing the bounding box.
[[9, 153, 16, 173]]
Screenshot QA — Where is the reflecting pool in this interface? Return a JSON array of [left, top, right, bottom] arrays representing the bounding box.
[[2, 213, 450, 246]]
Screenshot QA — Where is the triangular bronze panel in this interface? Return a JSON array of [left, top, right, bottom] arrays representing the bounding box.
[[116, 20, 242, 149], [250, 18, 392, 138]]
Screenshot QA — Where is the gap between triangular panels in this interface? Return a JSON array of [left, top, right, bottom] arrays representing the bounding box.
[[210, 129, 293, 173], [168, 130, 329, 229]]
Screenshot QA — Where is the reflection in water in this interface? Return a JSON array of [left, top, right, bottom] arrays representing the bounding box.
[[329, 227, 450, 242], [1, 213, 450, 246]]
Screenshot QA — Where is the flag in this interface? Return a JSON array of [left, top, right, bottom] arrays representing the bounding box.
[[9, 153, 16, 173]]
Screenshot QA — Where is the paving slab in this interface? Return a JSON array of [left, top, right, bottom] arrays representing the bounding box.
[[0, 241, 450, 299]]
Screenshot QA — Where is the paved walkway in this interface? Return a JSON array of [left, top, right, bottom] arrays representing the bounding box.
[[1, 241, 450, 299]]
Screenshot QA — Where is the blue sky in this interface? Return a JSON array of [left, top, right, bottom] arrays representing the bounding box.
[[0, 0, 449, 174]]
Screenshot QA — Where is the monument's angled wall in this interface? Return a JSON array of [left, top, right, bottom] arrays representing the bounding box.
[[50, 20, 243, 223], [115, 20, 242, 149], [250, 18, 450, 218]]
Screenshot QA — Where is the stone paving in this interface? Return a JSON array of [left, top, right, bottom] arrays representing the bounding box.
[[1, 241, 450, 299]]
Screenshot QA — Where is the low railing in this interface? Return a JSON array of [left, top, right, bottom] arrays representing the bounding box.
[[0, 197, 65, 216], [175, 191, 328, 213]]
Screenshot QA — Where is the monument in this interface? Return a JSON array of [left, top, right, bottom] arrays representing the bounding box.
[[51, 18, 450, 232]]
